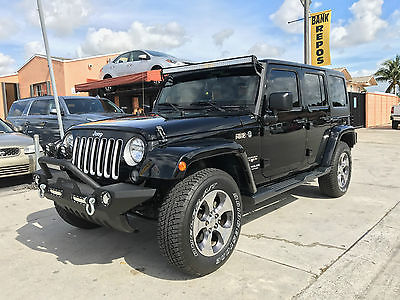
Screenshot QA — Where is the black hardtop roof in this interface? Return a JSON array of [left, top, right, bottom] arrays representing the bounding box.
[[260, 59, 344, 77]]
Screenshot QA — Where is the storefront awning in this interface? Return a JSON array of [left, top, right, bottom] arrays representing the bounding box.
[[75, 70, 162, 92]]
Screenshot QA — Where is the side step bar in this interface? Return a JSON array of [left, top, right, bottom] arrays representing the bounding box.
[[244, 167, 331, 205]]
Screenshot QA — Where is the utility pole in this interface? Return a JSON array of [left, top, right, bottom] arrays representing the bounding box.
[[303, 0, 311, 65], [36, 0, 64, 139]]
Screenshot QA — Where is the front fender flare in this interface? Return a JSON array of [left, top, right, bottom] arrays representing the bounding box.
[[139, 140, 257, 194]]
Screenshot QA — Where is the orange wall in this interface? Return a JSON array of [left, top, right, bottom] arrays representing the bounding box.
[[63, 54, 116, 96], [0, 74, 19, 119], [366, 92, 400, 127], [18, 56, 66, 98]]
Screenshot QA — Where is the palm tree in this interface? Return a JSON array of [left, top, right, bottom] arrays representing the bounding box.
[[375, 55, 400, 94]]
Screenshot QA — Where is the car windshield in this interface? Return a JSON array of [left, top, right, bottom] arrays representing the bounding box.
[[156, 67, 260, 113], [64, 98, 123, 114], [0, 119, 14, 133]]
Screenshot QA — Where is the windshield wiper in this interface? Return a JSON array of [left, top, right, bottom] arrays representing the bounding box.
[[190, 101, 226, 112], [157, 102, 182, 112]]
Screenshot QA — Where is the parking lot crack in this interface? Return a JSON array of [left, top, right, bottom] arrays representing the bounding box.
[[236, 249, 317, 276], [241, 233, 346, 250]]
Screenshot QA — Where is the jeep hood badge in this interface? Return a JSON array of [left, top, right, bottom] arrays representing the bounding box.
[[92, 131, 103, 138]]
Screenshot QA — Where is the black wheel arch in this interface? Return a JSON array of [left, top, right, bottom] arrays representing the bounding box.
[[140, 140, 257, 195], [321, 125, 357, 167]]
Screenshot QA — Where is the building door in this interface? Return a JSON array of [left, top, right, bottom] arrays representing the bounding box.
[[349, 92, 366, 128]]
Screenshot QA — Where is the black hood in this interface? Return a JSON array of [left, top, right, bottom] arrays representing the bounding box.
[[71, 115, 242, 141]]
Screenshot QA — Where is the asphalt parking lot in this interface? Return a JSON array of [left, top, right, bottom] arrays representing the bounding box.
[[0, 128, 399, 299]]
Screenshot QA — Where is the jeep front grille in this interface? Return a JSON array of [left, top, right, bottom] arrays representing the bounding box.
[[72, 137, 123, 180]]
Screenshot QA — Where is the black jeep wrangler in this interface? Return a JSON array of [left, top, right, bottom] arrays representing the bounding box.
[[34, 56, 356, 276]]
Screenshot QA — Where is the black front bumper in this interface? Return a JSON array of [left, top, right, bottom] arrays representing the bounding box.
[[35, 156, 156, 233]]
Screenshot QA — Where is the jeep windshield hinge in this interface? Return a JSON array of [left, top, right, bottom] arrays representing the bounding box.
[[156, 125, 168, 143]]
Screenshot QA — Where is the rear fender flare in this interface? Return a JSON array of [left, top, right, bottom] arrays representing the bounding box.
[[321, 125, 357, 167]]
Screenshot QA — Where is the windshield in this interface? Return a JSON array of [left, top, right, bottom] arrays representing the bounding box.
[[0, 119, 14, 133], [9, 101, 29, 117], [156, 67, 260, 113], [65, 98, 123, 114]]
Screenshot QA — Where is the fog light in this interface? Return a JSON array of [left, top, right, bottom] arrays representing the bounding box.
[[130, 170, 139, 183], [101, 191, 111, 206]]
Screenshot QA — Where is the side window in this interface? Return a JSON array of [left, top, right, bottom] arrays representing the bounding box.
[[303, 73, 327, 107], [114, 52, 130, 64], [130, 51, 143, 61], [268, 70, 300, 107], [328, 75, 347, 107], [29, 100, 51, 115], [8, 101, 29, 117]]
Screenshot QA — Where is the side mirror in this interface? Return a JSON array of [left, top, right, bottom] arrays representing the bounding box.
[[269, 92, 293, 112], [138, 54, 149, 60]]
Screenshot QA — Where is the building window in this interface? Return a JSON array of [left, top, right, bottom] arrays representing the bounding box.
[[31, 81, 50, 97]]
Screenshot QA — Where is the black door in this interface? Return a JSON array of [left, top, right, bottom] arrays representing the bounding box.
[[349, 92, 365, 127], [300, 70, 332, 166], [261, 66, 307, 180]]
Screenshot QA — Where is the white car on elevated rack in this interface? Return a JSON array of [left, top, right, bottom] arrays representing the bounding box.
[[100, 50, 187, 79]]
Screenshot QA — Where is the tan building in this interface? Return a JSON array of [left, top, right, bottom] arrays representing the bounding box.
[[333, 67, 378, 93], [0, 53, 120, 119]]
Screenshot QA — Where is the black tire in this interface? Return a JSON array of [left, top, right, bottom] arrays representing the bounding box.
[[55, 204, 100, 229], [158, 168, 242, 276], [318, 141, 352, 197], [151, 65, 162, 70], [392, 121, 398, 129], [103, 74, 115, 93]]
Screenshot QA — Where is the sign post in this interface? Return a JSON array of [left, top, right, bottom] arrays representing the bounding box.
[[310, 10, 332, 66], [36, 0, 64, 139]]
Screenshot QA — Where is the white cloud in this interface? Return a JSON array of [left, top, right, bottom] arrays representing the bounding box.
[[331, 0, 387, 48], [312, 2, 323, 9], [0, 18, 18, 40], [248, 43, 283, 59], [24, 41, 45, 59], [0, 53, 15, 75], [77, 21, 187, 56], [270, 0, 304, 34], [22, 0, 91, 36], [212, 29, 234, 47]]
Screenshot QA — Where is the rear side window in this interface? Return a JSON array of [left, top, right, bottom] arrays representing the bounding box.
[[29, 100, 51, 115], [328, 75, 347, 107], [268, 70, 300, 107], [303, 73, 327, 107], [8, 101, 28, 117]]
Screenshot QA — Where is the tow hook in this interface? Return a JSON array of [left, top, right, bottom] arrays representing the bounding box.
[[85, 197, 96, 216], [39, 184, 46, 198]]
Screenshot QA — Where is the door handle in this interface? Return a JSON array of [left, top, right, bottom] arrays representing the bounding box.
[[38, 121, 47, 128]]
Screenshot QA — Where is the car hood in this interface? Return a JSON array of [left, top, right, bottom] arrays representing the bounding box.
[[72, 115, 242, 141], [0, 132, 33, 147], [77, 112, 128, 122]]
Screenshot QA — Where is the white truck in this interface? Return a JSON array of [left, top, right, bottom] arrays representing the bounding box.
[[391, 103, 400, 129]]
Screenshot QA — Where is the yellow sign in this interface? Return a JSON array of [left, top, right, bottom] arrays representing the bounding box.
[[310, 10, 331, 66]]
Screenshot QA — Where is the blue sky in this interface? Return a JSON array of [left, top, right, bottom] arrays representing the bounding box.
[[0, 0, 399, 91]]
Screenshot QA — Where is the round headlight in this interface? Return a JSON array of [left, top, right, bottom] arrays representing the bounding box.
[[63, 133, 74, 149], [123, 137, 145, 166]]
